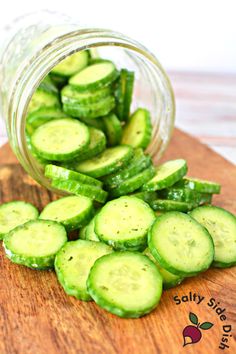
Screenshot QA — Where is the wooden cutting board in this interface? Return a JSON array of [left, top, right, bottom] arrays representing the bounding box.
[[0, 129, 235, 354]]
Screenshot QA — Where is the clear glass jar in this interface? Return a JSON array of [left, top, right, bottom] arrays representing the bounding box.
[[0, 11, 175, 191]]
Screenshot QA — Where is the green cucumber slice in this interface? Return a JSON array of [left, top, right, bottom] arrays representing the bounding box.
[[26, 107, 67, 135], [45, 164, 102, 187], [159, 187, 212, 205], [142, 159, 188, 191], [121, 108, 152, 149], [3, 220, 67, 269], [69, 62, 118, 91], [109, 166, 156, 198], [73, 127, 106, 161], [61, 85, 111, 105], [51, 50, 89, 77], [0, 201, 39, 240], [95, 196, 156, 251], [103, 148, 152, 188], [87, 251, 162, 318], [28, 86, 60, 114], [85, 217, 100, 242], [50, 73, 68, 89], [74, 145, 134, 178], [63, 95, 115, 119], [143, 248, 184, 290], [39, 196, 94, 231], [78, 116, 105, 131], [151, 199, 194, 212], [51, 179, 108, 204], [31, 118, 90, 161], [55, 240, 113, 301], [190, 206, 236, 268], [79, 226, 87, 240], [148, 212, 214, 276], [115, 69, 134, 120], [102, 113, 122, 146], [130, 191, 158, 205], [177, 177, 221, 194], [39, 76, 59, 95]]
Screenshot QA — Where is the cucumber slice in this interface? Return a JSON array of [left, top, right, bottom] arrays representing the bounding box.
[[50, 73, 67, 89], [190, 206, 236, 268], [51, 50, 89, 77], [45, 164, 102, 187], [26, 107, 67, 135], [102, 113, 122, 146], [0, 201, 39, 240], [85, 217, 100, 242], [69, 62, 118, 91], [103, 148, 152, 189], [3, 220, 67, 269], [177, 177, 221, 194], [148, 212, 214, 276], [28, 87, 60, 114], [131, 191, 158, 205], [78, 116, 105, 131], [142, 159, 188, 191], [87, 251, 162, 318], [79, 225, 87, 240], [121, 108, 152, 149], [39, 76, 59, 95], [55, 240, 113, 301], [151, 199, 194, 212], [74, 145, 134, 178], [159, 187, 212, 205], [51, 179, 108, 204], [109, 166, 156, 198], [95, 196, 156, 251], [39, 196, 94, 231], [31, 118, 90, 161], [143, 248, 184, 290], [115, 69, 134, 120], [63, 95, 115, 119], [73, 127, 106, 161], [61, 85, 111, 105]]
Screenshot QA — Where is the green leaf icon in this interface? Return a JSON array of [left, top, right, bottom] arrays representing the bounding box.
[[200, 322, 214, 330], [189, 312, 198, 325]]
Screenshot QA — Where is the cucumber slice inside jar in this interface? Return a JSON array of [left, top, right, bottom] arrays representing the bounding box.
[[87, 251, 163, 318], [69, 62, 119, 91], [51, 50, 89, 77], [61, 85, 112, 105], [31, 118, 90, 161], [102, 113, 122, 146]]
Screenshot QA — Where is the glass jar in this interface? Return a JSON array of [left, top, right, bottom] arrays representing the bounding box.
[[0, 11, 175, 191]]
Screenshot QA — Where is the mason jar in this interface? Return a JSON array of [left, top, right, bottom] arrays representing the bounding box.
[[0, 11, 175, 191]]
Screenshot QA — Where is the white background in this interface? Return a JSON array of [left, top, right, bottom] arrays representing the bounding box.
[[0, 0, 236, 73]]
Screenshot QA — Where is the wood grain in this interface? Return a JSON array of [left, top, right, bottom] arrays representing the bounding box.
[[0, 129, 236, 354]]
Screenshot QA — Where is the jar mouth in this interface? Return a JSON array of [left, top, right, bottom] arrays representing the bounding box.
[[9, 28, 175, 189]]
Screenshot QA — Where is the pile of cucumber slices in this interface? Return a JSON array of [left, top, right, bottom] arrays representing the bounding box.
[[0, 50, 236, 318]]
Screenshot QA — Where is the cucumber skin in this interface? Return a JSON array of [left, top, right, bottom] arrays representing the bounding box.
[[142, 160, 188, 192], [102, 113, 122, 147], [131, 191, 158, 206], [121, 108, 152, 149], [123, 71, 135, 120], [87, 252, 163, 318], [3, 220, 67, 270], [51, 179, 108, 204], [61, 85, 112, 105], [69, 66, 119, 92], [63, 96, 115, 119], [94, 196, 156, 251], [45, 164, 102, 187], [109, 166, 156, 198], [151, 199, 194, 212], [176, 177, 221, 194], [73, 128, 106, 161], [74, 146, 134, 178], [148, 212, 214, 277], [39, 197, 94, 232], [103, 150, 152, 189], [159, 187, 212, 205]]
